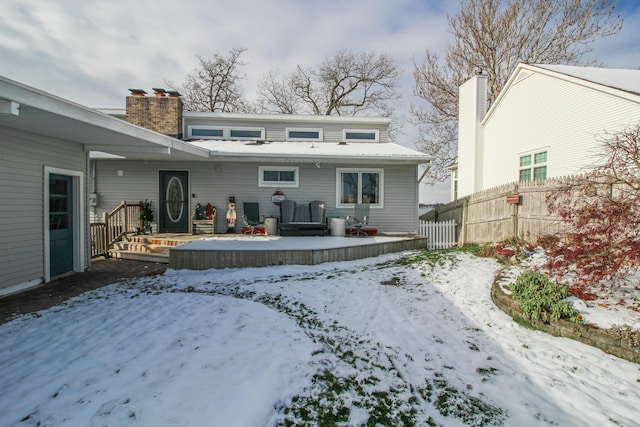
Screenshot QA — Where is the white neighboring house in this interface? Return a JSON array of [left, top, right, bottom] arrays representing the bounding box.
[[452, 63, 640, 200]]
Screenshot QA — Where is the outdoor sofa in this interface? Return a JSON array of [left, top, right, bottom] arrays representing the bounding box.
[[278, 200, 328, 236]]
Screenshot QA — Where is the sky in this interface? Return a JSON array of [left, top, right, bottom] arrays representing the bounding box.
[[0, 249, 638, 426], [1, 0, 639, 202]]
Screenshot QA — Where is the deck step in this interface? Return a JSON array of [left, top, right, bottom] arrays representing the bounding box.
[[114, 242, 171, 254], [109, 250, 169, 263]]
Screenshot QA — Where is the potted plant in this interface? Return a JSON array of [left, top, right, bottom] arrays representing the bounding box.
[[140, 200, 154, 234]]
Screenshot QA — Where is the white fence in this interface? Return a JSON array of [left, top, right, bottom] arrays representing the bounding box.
[[418, 219, 457, 250]]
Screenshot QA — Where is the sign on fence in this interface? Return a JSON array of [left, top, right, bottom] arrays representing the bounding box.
[[418, 219, 457, 250]]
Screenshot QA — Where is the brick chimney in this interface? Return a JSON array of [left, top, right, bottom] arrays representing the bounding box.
[[126, 88, 183, 139]]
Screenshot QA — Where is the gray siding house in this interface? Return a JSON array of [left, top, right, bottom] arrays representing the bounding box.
[[0, 78, 209, 296], [0, 79, 431, 296], [92, 91, 433, 237]]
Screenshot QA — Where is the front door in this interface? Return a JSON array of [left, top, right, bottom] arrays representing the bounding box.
[[49, 174, 74, 276], [159, 171, 189, 233]]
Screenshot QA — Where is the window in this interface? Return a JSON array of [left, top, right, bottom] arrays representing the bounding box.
[[190, 127, 224, 138], [258, 166, 299, 188], [286, 128, 323, 141], [230, 128, 264, 139], [519, 150, 547, 181], [452, 169, 458, 201], [336, 168, 383, 207], [343, 129, 379, 142], [188, 126, 265, 141]]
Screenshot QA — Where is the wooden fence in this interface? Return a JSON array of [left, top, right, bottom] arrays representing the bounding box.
[[421, 177, 575, 245], [418, 219, 458, 250]]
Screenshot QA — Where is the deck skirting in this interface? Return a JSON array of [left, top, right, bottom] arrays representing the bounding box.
[[169, 237, 428, 270]]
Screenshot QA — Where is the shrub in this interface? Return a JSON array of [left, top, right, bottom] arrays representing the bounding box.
[[510, 271, 582, 323]]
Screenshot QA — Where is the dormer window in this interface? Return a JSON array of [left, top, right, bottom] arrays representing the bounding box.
[[343, 129, 379, 142]]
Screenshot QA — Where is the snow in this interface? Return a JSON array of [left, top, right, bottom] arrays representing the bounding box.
[[186, 138, 434, 162], [1, 251, 639, 426], [173, 235, 411, 251]]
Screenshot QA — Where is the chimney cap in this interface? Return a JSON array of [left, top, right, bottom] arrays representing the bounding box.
[[152, 87, 167, 96], [128, 89, 147, 96], [167, 90, 181, 97]]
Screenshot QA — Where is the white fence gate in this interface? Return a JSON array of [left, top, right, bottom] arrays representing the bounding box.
[[418, 219, 457, 250]]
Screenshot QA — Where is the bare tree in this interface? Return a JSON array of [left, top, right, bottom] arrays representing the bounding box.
[[166, 47, 252, 112], [412, 0, 623, 184], [257, 50, 400, 116]]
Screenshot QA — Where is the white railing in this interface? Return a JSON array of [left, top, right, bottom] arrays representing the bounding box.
[[418, 219, 457, 250]]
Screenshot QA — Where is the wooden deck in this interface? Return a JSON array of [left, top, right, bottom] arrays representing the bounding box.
[[168, 235, 429, 270]]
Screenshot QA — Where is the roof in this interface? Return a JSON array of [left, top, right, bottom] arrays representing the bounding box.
[[0, 76, 209, 161], [187, 139, 433, 165], [531, 64, 640, 96], [183, 111, 391, 125], [483, 63, 640, 124]]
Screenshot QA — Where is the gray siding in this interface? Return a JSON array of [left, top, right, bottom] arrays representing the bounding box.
[[0, 127, 88, 292], [94, 161, 419, 234], [184, 116, 390, 143]]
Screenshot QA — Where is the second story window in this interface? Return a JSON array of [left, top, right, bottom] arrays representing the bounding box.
[[286, 128, 323, 141], [343, 129, 379, 142], [519, 150, 548, 181], [188, 126, 265, 141]]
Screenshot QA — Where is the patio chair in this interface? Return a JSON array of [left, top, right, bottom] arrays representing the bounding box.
[[242, 202, 263, 234], [346, 203, 370, 237], [279, 199, 296, 224]]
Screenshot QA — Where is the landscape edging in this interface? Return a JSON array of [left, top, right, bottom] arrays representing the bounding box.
[[490, 278, 640, 364]]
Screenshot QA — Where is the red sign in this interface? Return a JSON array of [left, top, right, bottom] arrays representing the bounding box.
[[506, 194, 520, 204]]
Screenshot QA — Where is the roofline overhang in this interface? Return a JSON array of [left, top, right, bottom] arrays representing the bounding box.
[[183, 110, 392, 125], [0, 76, 209, 158], [482, 63, 640, 125], [206, 151, 433, 165]]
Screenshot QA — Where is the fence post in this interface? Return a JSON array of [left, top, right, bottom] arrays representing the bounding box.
[[460, 198, 468, 246]]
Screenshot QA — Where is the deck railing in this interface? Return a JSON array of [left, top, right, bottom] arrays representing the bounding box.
[[90, 201, 143, 257]]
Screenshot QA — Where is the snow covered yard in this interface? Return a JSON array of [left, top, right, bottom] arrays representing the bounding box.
[[1, 249, 639, 426]]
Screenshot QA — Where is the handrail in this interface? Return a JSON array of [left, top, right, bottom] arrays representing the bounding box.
[[90, 201, 143, 257]]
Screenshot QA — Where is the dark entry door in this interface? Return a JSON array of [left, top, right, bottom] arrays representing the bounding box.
[[159, 171, 189, 233], [49, 174, 73, 276]]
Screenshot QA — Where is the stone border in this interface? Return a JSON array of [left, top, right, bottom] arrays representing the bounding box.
[[491, 278, 640, 364]]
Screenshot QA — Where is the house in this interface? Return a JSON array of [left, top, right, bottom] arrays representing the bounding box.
[[0, 78, 432, 296], [452, 63, 640, 200], [91, 89, 433, 237], [0, 78, 212, 296]]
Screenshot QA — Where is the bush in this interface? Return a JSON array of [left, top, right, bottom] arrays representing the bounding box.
[[510, 271, 582, 323]]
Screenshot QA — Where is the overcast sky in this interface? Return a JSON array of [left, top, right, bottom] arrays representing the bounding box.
[[1, 0, 639, 203]]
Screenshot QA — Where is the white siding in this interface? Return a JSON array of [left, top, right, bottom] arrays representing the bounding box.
[[457, 75, 488, 198], [0, 127, 87, 292], [482, 72, 640, 190], [94, 161, 420, 234], [183, 116, 390, 143]]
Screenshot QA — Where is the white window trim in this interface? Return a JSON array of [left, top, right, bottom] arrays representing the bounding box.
[[518, 148, 548, 181], [335, 168, 384, 208], [188, 125, 265, 141], [286, 127, 323, 141], [258, 166, 299, 188], [343, 129, 379, 143]]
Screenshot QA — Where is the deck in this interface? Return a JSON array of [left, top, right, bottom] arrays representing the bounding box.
[[168, 235, 429, 270]]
